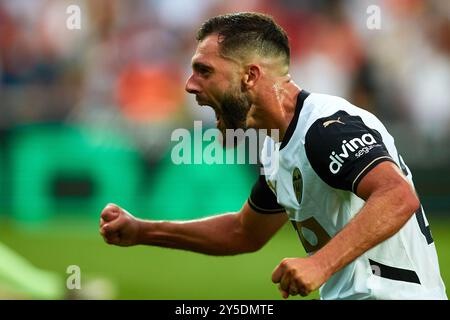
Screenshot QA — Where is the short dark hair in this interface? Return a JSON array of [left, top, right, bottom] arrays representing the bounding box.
[[196, 12, 290, 67]]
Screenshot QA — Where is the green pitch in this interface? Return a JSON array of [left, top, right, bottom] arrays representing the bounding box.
[[1, 217, 449, 299]]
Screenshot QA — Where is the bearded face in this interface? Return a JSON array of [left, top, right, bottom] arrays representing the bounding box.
[[213, 84, 251, 146], [185, 36, 254, 145]]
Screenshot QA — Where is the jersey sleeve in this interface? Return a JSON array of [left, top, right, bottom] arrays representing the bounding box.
[[305, 110, 397, 193], [248, 174, 285, 214]]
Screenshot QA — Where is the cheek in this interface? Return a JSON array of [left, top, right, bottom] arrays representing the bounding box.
[[209, 86, 229, 110], [205, 81, 226, 102]]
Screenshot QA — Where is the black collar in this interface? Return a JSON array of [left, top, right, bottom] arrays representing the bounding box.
[[279, 90, 310, 150]]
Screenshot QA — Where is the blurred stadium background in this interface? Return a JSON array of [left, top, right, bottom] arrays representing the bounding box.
[[0, 0, 449, 299]]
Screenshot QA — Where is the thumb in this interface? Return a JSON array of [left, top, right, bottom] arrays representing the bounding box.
[[101, 203, 121, 222], [272, 263, 284, 284], [102, 214, 125, 234]]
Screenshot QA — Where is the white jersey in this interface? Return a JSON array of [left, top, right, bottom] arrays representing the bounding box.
[[248, 90, 447, 300]]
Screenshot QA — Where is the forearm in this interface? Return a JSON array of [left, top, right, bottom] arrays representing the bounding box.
[[136, 212, 256, 256], [313, 187, 419, 279]]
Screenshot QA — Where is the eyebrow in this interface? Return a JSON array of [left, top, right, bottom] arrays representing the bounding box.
[[192, 61, 214, 72]]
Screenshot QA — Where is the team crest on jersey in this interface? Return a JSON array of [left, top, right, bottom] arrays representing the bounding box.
[[292, 167, 303, 204]]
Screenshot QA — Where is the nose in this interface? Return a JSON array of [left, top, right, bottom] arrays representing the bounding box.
[[185, 74, 200, 94]]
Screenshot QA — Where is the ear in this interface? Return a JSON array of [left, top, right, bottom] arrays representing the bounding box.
[[242, 64, 261, 90]]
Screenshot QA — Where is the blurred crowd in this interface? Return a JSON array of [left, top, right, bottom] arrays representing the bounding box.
[[0, 0, 449, 167]]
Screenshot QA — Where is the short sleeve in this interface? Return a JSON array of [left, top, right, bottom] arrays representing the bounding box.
[[305, 110, 397, 193], [248, 174, 285, 214]]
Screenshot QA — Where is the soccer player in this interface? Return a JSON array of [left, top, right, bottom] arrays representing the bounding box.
[[99, 12, 447, 299]]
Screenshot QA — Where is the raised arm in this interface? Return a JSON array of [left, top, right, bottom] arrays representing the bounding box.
[[272, 161, 420, 297], [313, 161, 419, 277], [99, 201, 288, 256]]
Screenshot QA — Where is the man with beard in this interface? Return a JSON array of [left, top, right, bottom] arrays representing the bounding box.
[[99, 13, 447, 300]]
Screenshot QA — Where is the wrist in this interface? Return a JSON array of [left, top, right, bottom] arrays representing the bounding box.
[[311, 249, 335, 280], [135, 218, 149, 245]]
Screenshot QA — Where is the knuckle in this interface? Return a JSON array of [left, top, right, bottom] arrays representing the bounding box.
[[298, 281, 313, 295], [100, 210, 110, 218], [288, 268, 297, 276], [105, 228, 117, 237], [297, 285, 308, 296], [305, 283, 314, 292], [107, 203, 120, 211], [104, 231, 113, 238]]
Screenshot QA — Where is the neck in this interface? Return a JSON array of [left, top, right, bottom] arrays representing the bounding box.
[[277, 81, 301, 142], [251, 77, 301, 142]]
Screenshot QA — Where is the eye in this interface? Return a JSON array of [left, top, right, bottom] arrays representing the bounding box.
[[193, 63, 213, 78], [198, 67, 211, 77]]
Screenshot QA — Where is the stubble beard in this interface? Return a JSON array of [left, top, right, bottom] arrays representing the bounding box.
[[216, 89, 251, 146]]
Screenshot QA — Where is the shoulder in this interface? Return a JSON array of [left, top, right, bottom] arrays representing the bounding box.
[[296, 93, 357, 140], [300, 93, 397, 192], [301, 93, 364, 127]]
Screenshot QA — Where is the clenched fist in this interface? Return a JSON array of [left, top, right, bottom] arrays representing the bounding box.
[[99, 203, 141, 247], [271, 257, 329, 298]]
